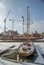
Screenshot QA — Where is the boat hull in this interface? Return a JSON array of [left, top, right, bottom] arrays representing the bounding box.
[[18, 51, 33, 57], [18, 42, 34, 57]]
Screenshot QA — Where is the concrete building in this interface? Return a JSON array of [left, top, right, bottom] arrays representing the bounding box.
[[0, 30, 19, 37]]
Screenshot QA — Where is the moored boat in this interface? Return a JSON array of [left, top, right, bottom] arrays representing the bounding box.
[[18, 42, 34, 57]]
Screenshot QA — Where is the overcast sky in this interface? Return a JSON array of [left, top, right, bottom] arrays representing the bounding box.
[[0, 0, 44, 33]]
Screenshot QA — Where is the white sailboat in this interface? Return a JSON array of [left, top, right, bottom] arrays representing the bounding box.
[[18, 6, 34, 57], [18, 42, 34, 57]]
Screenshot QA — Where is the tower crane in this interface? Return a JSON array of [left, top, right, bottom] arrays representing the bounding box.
[[4, 10, 11, 32], [22, 16, 24, 34], [9, 18, 16, 31], [27, 6, 30, 34]]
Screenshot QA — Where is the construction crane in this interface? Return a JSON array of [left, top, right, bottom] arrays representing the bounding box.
[[9, 18, 16, 31], [27, 6, 30, 34], [4, 10, 11, 32], [22, 16, 24, 34]]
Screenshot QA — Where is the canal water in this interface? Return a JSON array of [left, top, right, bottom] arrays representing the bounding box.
[[0, 42, 44, 64]]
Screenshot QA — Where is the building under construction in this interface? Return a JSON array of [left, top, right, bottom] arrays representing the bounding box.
[[0, 6, 42, 42]]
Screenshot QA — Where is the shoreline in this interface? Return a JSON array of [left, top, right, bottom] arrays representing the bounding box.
[[0, 40, 44, 42]]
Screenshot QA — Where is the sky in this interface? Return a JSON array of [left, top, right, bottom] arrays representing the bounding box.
[[0, 0, 44, 34]]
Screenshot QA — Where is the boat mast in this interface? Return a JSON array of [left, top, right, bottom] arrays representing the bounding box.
[[27, 6, 30, 34]]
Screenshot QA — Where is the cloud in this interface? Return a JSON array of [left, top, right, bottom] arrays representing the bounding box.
[[0, 18, 44, 34], [0, 2, 5, 9], [18, 8, 22, 13], [30, 20, 44, 33], [13, 20, 44, 34], [0, 2, 6, 33], [12, 20, 44, 34]]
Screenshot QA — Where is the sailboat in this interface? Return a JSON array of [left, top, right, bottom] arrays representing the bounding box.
[[18, 6, 34, 57], [18, 42, 34, 57]]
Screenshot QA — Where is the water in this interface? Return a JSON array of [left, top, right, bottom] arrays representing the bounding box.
[[0, 42, 44, 65], [2, 49, 38, 63]]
